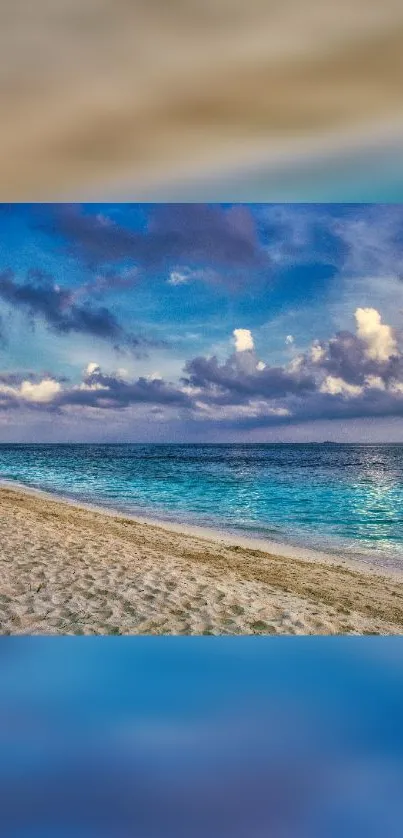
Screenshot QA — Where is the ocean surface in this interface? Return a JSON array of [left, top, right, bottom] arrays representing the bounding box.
[[1, 443, 403, 569]]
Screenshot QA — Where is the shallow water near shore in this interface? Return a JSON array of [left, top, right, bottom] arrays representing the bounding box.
[[1, 443, 403, 570]]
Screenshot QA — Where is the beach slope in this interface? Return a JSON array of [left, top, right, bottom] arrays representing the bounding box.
[[1, 485, 403, 635]]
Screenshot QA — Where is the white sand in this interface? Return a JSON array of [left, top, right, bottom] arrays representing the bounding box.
[[1, 484, 403, 635]]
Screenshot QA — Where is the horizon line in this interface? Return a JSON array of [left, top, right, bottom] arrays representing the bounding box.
[[0, 440, 402, 446]]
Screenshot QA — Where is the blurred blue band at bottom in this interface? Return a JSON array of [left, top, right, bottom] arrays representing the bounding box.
[[0, 637, 402, 838]]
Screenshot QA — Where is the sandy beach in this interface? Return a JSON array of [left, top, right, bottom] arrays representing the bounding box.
[[1, 484, 403, 635]]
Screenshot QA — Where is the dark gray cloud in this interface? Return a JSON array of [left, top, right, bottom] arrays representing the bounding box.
[[77, 267, 140, 299], [35, 203, 263, 273], [304, 330, 402, 386], [0, 370, 57, 386], [180, 310, 403, 428], [183, 351, 315, 401], [306, 385, 403, 427], [59, 366, 191, 410], [199, 390, 403, 433], [0, 365, 191, 413], [0, 270, 145, 352]]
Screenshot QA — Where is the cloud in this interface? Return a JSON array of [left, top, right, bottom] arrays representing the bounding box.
[[258, 204, 347, 271], [191, 399, 292, 425], [168, 270, 191, 286], [298, 307, 403, 405], [36, 204, 263, 275], [355, 307, 398, 362], [233, 328, 254, 352], [167, 267, 218, 286], [86, 362, 100, 376], [183, 307, 403, 428], [74, 267, 140, 299], [319, 376, 363, 398], [20, 379, 62, 403], [305, 311, 402, 388], [2, 305, 403, 432], [0, 270, 146, 353], [330, 205, 403, 280], [365, 375, 386, 391], [259, 205, 403, 283], [310, 341, 326, 363], [183, 350, 315, 403], [0, 363, 191, 414], [58, 365, 191, 411], [0, 377, 61, 407]]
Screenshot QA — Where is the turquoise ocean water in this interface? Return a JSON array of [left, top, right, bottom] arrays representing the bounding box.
[[1, 443, 403, 569]]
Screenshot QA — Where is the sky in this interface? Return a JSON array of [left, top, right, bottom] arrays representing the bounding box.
[[0, 202, 403, 442]]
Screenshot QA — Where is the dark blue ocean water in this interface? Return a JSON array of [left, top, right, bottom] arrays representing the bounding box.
[[1, 443, 403, 567]]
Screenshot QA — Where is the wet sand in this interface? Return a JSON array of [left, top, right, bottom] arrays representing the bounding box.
[[1, 485, 403, 635]]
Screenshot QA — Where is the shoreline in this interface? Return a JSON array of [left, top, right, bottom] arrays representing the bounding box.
[[1, 482, 403, 635], [0, 477, 400, 580]]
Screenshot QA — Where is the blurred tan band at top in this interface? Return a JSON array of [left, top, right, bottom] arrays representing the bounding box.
[[1, 0, 403, 200]]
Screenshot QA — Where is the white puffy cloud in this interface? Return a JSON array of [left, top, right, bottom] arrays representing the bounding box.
[[355, 307, 397, 362], [146, 371, 163, 381], [0, 378, 61, 404], [20, 379, 61, 403], [389, 380, 403, 394], [233, 329, 254, 352], [86, 362, 101, 376], [320, 376, 363, 398], [77, 381, 107, 392], [310, 341, 326, 363], [364, 375, 386, 391], [287, 355, 304, 373]]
